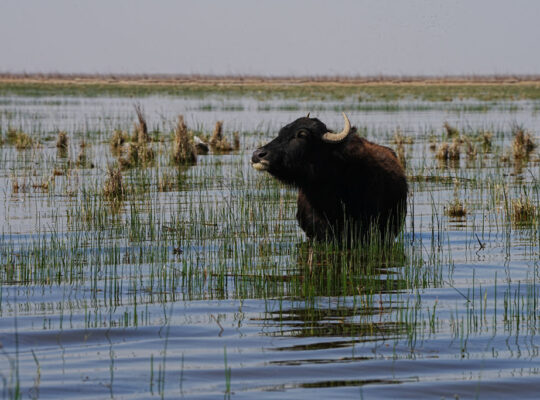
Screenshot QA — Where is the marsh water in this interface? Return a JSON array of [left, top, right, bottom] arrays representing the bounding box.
[[1, 94, 540, 399]]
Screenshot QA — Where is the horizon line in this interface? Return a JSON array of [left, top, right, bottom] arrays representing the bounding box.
[[1, 72, 540, 85]]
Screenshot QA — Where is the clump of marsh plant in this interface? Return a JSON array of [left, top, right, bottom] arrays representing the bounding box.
[[157, 170, 180, 192], [32, 177, 51, 192], [6, 127, 18, 143], [233, 131, 240, 150], [118, 143, 139, 169], [392, 128, 414, 146], [393, 139, 406, 168], [52, 167, 64, 176], [117, 142, 154, 169], [76, 142, 94, 168], [171, 115, 197, 165], [392, 129, 412, 168], [56, 130, 68, 158], [435, 143, 449, 161], [209, 121, 233, 152], [449, 138, 462, 160], [6, 127, 35, 150], [511, 196, 536, 224], [110, 129, 128, 153], [137, 141, 154, 163], [463, 136, 477, 160], [512, 125, 536, 160], [480, 130, 493, 152], [15, 132, 34, 150], [436, 138, 461, 161], [11, 176, 21, 193], [445, 198, 467, 218], [103, 164, 125, 200], [443, 121, 460, 138], [396, 145, 406, 168], [116, 109, 155, 168], [56, 131, 68, 150], [428, 135, 437, 152], [133, 104, 150, 143]]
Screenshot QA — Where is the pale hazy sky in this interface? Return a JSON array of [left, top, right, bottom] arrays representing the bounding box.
[[1, 0, 539, 76]]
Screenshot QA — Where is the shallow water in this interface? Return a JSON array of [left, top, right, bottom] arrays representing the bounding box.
[[0, 94, 539, 399]]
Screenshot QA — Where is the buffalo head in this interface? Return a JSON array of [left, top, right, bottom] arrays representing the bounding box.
[[251, 113, 352, 186]]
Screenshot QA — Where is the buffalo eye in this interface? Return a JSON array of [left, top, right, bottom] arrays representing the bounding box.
[[295, 130, 309, 139]]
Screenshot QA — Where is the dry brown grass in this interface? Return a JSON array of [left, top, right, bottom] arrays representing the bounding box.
[[6, 127, 35, 150], [52, 168, 64, 176], [15, 133, 34, 150], [12, 177, 20, 193], [392, 129, 414, 146], [134, 104, 150, 143], [511, 196, 536, 224], [446, 198, 467, 218], [443, 122, 460, 138], [110, 129, 127, 153], [233, 132, 240, 150], [172, 115, 197, 165], [463, 137, 477, 160], [512, 125, 536, 160], [118, 141, 154, 169], [436, 137, 461, 162], [76, 144, 94, 168], [56, 131, 68, 150], [209, 121, 233, 152], [481, 130, 493, 152], [115, 107, 155, 168], [435, 142, 450, 160], [103, 164, 125, 200]]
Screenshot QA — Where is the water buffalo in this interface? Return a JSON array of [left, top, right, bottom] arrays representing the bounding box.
[[251, 113, 408, 243]]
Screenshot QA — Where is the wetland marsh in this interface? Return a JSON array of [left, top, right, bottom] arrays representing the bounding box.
[[0, 79, 539, 399]]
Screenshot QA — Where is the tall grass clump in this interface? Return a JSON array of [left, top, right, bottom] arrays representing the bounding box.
[[171, 115, 197, 165], [443, 122, 460, 138], [56, 131, 68, 150], [7, 127, 34, 150], [117, 107, 155, 168], [134, 103, 150, 143], [436, 138, 461, 162], [209, 121, 232, 152], [76, 141, 94, 168], [209, 121, 240, 152], [110, 129, 127, 154], [445, 198, 467, 218], [511, 196, 536, 224], [392, 129, 412, 168], [512, 125, 536, 160], [480, 130, 493, 152], [103, 164, 125, 200]]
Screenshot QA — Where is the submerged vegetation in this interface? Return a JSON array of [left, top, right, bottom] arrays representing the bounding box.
[[0, 84, 539, 398]]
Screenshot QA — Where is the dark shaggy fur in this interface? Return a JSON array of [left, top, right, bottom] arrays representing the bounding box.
[[252, 116, 408, 243]]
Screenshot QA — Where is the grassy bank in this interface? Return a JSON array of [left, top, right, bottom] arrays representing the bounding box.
[[1, 74, 540, 101]]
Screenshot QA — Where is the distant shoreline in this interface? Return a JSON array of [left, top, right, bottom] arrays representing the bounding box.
[[1, 73, 540, 87], [2, 73, 539, 101]]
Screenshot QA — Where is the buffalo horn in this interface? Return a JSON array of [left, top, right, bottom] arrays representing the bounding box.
[[306, 112, 310, 118], [322, 112, 351, 143]]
